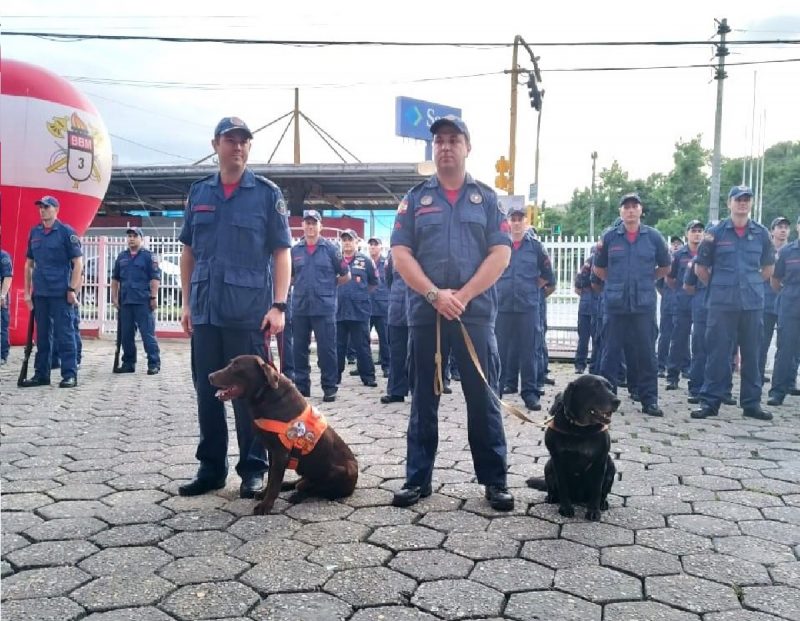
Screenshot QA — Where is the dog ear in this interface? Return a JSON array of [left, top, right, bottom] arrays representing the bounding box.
[[259, 359, 280, 390], [561, 383, 575, 417], [549, 392, 565, 417]]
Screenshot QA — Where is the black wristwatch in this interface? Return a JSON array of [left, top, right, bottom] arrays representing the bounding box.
[[67, 287, 76, 293], [150, 296, 157, 300], [271, 302, 287, 312]]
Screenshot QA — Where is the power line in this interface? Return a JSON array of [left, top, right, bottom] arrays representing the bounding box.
[[109, 133, 194, 161]]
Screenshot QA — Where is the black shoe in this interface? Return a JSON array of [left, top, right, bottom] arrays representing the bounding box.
[[323, 388, 337, 403], [349, 369, 360, 376], [147, 366, 160, 375], [722, 396, 737, 406], [657, 371, 666, 379], [642, 403, 663, 417], [19, 376, 51, 387], [59, 377, 77, 388], [239, 475, 264, 499], [681, 371, 691, 379], [392, 483, 432, 507], [743, 407, 773, 420], [687, 395, 700, 404], [503, 387, 518, 394], [382, 370, 389, 378], [665, 381, 679, 391], [763, 376, 770, 383], [451, 372, 461, 382], [691, 406, 718, 419], [347, 358, 356, 365], [544, 376, 556, 386], [629, 393, 641, 403], [113, 365, 135, 374], [485, 485, 514, 511], [574, 367, 585, 374], [766, 396, 783, 406], [789, 389, 800, 397], [618, 380, 628, 388], [0, 358, 7, 366], [524, 398, 542, 411], [442, 385, 453, 395], [299, 389, 311, 398], [380, 395, 404, 404], [178, 477, 226, 496], [363, 379, 378, 387]]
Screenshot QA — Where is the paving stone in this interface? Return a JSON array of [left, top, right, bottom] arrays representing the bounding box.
[[520, 538, 599, 569], [323, 567, 417, 607], [157, 554, 249, 585], [705, 611, 789, 621], [307, 542, 391, 570], [683, 552, 771, 585], [283, 500, 354, 522], [82, 608, 175, 620], [601, 544, 681, 576], [406, 492, 464, 513], [555, 565, 642, 603], [251, 592, 352, 621], [160, 581, 260, 620], [411, 578, 504, 619], [560, 521, 634, 547], [0, 596, 85, 621], [653, 485, 716, 502], [368, 524, 446, 551], [739, 519, 800, 545], [742, 586, 800, 621], [98, 503, 174, 525], [5, 539, 99, 569], [46, 483, 114, 500], [626, 494, 693, 515], [69, 574, 176, 610], [442, 531, 519, 560], [505, 590, 601, 621], [667, 514, 741, 537], [717, 490, 785, 508], [1, 479, 62, 493], [600, 506, 666, 529], [646, 574, 741, 613], [693, 501, 763, 522], [1, 492, 54, 511], [743, 477, 800, 495], [24, 517, 108, 541], [528, 502, 592, 524], [683, 475, 743, 490], [636, 527, 713, 555], [762, 506, 800, 525], [231, 537, 314, 564], [2, 533, 30, 555], [389, 549, 474, 580], [485, 515, 560, 540], [240, 559, 331, 593], [91, 524, 173, 548], [341, 487, 395, 508], [348, 505, 417, 526], [292, 519, 370, 545], [418, 509, 490, 533], [604, 601, 700, 621], [160, 509, 236, 531], [1, 511, 44, 533], [102, 489, 169, 506], [2, 560, 13, 577], [78, 546, 173, 576], [227, 514, 301, 540], [159, 530, 241, 557], [770, 562, 800, 588], [3, 566, 92, 602], [470, 558, 553, 593], [714, 535, 797, 565], [349, 606, 438, 621]]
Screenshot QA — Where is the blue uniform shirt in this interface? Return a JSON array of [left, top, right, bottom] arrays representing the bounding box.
[[179, 169, 292, 329], [594, 223, 670, 314], [695, 218, 774, 311], [669, 245, 697, 314], [337, 252, 378, 322], [369, 255, 389, 317], [763, 245, 782, 315], [1, 250, 11, 306], [575, 261, 596, 316], [390, 173, 511, 327], [497, 230, 554, 313], [26, 221, 83, 297], [291, 238, 349, 317], [112, 248, 161, 305], [774, 240, 800, 318], [386, 251, 408, 327]]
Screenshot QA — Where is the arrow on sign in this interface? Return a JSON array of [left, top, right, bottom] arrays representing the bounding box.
[[404, 106, 423, 127]]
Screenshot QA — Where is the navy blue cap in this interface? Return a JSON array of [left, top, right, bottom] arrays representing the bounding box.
[[686, 219, 705, 231], [619, 192, 642, 206], [508, 205, 527, 216], [339, 229, 357, 240], [126, 227, 143, 237], [302, 209, 321, 222], [670, 235, 683, 244], [430, 115, 470, 142], [367, 237, 382, 245], [771, 216, 790, 229], [214, 116, 253, 139], [35, 195, 59, 208], [728, 185, 753, 200]]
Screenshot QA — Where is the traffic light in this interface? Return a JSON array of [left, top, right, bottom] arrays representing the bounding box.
[[495, 156, 509, 191], [553, 224, 562, 235], [527, 74, 543, 112]]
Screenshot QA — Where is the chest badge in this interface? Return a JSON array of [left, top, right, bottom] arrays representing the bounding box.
[[470, 193, 482, 204], [420, 195, 433, 206]]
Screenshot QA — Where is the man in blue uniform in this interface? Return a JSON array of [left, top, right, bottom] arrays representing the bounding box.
[[178, 116, 292, 497], [594, 193, 671, 416], [111, 227, 162, 374], [337, 229, 378, 387], [760, 216, 790, 383], [390, 115, 514, 511], [21, 196, 83, 388], [291, 210, 350, 402], [656, 238, 681, 377], [574, 254, 595, 374], [368, 237, 391, 377], [767, 215, 800, 406], [691, 185, 774, 420], [665, 221, 704, 390], [496, 205, 554, 411], [382, 250, 410, 403], [1, 242, 12, 365]]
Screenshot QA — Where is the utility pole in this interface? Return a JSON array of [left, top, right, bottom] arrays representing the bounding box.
[[708, 18, 730, 223], [508, 36, 520, 195], [590, 151, 598, 239], [293, 87, 301, 164]]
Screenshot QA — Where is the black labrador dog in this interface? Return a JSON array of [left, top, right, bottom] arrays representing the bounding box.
[[526, 374, 620, 520]]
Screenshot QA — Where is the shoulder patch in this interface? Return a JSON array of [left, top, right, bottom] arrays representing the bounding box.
[[704, 233, 714, 242], [275, 198, 288, 216], [1, 256, 10, 265], [70, 234, 80, 244], [397, 198, 408, 214], [497, 200, 508, 215]]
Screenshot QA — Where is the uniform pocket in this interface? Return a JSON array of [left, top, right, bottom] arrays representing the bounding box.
[[220, 266, 268, 324]]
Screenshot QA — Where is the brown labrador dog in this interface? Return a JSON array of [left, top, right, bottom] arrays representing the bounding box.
[[209, 355, 358, 514]]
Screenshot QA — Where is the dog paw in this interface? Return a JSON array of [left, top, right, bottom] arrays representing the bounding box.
[[286, 492, 306, 504], [600, 499, 609, 510], [558, 505, 575, 517], [253, 501, 274, 515], [254, 489, 267, 501], [585, 508, 601, 521]]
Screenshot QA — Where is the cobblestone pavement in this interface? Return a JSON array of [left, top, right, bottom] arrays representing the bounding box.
[[2, 339, 800, 621]]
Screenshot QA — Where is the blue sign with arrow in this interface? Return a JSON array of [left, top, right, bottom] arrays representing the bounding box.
[[395, 96, 462, 142]]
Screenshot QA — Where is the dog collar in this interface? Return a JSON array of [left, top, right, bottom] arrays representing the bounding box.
[[546, 419, 609, 435], [253, 404, 328, 470]]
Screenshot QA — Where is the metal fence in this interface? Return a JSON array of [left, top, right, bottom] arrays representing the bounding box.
[[78, 235, 597, 349]]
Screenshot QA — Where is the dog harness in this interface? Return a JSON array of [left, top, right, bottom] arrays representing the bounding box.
[[253, 404, 328, 470]]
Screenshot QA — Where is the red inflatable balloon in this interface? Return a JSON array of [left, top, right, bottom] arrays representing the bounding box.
[[1, 59, 112, 345]]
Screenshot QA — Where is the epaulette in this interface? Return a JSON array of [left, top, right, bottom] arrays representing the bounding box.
[[189, 173, 216, 188], [254, 175, 282, 193]]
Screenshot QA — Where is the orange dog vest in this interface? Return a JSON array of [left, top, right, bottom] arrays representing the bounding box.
[[253, 404, 328, 470]]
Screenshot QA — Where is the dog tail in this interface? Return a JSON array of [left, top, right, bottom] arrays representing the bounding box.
[[525, 476, 547, 491]]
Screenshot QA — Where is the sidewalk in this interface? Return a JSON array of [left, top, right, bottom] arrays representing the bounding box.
[[2, 340, 800, 620]]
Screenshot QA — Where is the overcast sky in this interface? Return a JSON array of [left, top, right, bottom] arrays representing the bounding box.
[[4, 0, 800, 206]]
